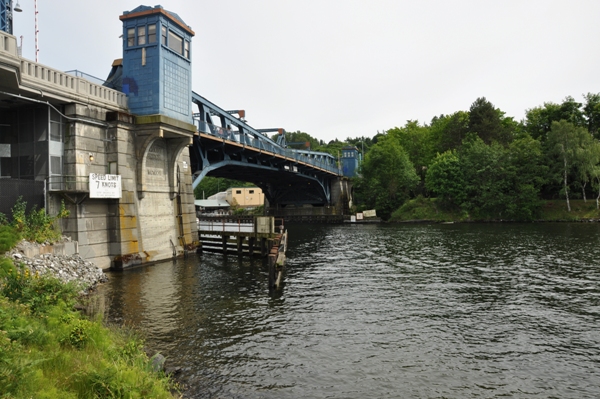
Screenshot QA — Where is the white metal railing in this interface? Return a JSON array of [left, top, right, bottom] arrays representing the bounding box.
[[198, 219, 254, 233]]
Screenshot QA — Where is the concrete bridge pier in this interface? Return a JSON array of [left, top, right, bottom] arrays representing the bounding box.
[[111, 115, 199, 268], [53, 104, 199, 270]]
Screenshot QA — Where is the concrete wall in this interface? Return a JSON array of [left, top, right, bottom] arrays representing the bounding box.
[[51, 104, 198, 270]]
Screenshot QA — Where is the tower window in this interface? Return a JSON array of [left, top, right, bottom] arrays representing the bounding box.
[[168, 30, 183, 55], [184, 40, 190, 59], [148, 24, 157, 43], [137, 26, 146, 45], [161, 26, 167, 46], [127, 28, 135, 47]]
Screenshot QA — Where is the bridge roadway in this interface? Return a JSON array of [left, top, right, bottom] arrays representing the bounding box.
[[189, 92, 342, 206]]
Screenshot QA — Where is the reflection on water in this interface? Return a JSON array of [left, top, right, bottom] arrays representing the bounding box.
[[101, 223, 600, 398]]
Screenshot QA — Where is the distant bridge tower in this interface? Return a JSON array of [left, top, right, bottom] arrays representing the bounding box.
[[341, 145, 360, 177], [120, 5, 194, 124]]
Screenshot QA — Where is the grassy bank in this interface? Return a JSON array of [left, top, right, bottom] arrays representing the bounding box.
[[389, 197, 600, 222], [0, 226, 178, 398]]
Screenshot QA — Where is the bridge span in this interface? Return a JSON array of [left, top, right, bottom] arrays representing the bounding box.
[[190, 92, 343, 206]]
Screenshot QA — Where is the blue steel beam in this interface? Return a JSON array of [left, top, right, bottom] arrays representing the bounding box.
[[190, 90, 341, 206]]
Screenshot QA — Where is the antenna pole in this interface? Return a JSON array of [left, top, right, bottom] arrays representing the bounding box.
[[35, 0, 38, 62]]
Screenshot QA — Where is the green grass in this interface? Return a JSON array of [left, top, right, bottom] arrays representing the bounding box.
[[389, 196, 600, 223], [538, 199, 600, 221], [389, 196, 467, 222], [0, 262, 179, 398], [0, 207, 179, 398]]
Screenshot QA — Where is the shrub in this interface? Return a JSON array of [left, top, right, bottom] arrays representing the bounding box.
[[0, 225, 19, 253], [0, 264, 81, 314], [0, 277, 177, 398], [5, 197, 70, 244]]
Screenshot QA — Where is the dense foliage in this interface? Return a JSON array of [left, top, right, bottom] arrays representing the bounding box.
[[199, 93, 600, 221]]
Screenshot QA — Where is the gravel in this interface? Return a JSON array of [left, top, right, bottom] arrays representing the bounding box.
[[4, 239, 108, 291]]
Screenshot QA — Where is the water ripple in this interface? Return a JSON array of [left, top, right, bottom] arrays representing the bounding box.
[[103, 223, 600, 398]]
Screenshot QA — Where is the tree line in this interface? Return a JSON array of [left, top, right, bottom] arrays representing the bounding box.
[[300, 94, 600, 220]]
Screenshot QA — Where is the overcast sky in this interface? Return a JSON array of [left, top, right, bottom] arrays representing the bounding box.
[[11, 0, 600, 142]]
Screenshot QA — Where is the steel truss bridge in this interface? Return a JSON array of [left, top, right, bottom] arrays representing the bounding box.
[[189, 92, 342, 206]]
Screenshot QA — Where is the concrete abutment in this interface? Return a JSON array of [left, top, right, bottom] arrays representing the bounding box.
[[51, 106, 199, 270]]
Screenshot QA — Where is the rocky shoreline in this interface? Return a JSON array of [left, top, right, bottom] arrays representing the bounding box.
[[4, 239, 108, 290]]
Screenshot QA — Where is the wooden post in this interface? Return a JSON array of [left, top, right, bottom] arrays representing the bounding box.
[[222, 235, 228, 254], [237, 236, 243, 256], [261, 237, 267, 257], [268, 253, 276, 288], [248, 237, 255, 256]]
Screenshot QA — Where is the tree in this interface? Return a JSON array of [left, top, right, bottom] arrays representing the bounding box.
[[468, 97, 512, 145], [504, 137, 547, 220], [357, 136, 419, 220], [558, 96, 585, 127], [429, 111, 470, 154], [426, 136, 546, 220], [458, 136, 509, 218], [425, 150, 466, 208], [573, 134, 600, 202], [525, 102, 562, 140], [546, 120, 590, 211], [526, 96, 586, 142], [583, 92, 600, 138], [388, 121, 434, 188]]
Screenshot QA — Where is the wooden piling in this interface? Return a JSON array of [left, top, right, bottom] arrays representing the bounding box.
[[268, 252, 277, 288], [222, 235, 228, 253], [236, 236, 243, 255]]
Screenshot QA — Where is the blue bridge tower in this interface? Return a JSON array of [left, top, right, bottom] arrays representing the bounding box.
[[341, 145, 360, 177], [119, 5, 195, 125]]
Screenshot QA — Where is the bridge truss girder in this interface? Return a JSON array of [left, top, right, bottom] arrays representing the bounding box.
[[189, 134, 334, 206]]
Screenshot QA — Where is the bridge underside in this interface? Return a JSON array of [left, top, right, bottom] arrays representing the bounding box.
[[190, 134, 335, 206]]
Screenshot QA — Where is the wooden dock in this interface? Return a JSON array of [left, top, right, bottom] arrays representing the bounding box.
[[197, 216, 287, 289]]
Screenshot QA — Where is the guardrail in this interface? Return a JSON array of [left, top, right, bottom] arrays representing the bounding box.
[[196, 120, 341, 175], [47, 175, 89, 192], [0, 29, 127, 110], [197, 216, 284, 235]]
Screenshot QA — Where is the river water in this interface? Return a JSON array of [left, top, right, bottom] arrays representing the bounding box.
[[102, 223, 600, 398]]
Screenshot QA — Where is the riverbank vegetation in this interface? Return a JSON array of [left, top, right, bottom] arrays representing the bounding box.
[[191, 93, 600, 222], [0, 217, 178, 397], [297, 94, 600, 221], [389, 197, 600, 222]]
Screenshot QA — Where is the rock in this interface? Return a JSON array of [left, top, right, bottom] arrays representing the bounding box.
[[3, 238, 107, 292], [165, 366, 182, 376], [151, 353, 166, 372]]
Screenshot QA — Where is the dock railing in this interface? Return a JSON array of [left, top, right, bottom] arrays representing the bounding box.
[[197, 215, 284, 236]]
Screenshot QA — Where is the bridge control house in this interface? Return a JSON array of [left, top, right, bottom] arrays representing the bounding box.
[[0, 3, 353, 269], [0, 4, 199, 269]]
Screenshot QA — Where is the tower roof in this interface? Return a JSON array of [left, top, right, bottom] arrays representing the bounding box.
[[120, 5, 195, 36]]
